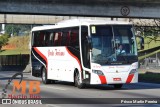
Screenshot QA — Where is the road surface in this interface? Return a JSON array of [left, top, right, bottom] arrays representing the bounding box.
[[0, 71, 160, 107]]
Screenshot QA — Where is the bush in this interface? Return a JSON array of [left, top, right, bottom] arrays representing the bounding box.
[[0, 34, 9, 51], [8, 35, 30, 50]]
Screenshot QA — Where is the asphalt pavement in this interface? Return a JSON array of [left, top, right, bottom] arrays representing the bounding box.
[[0, 71, 160, 107]]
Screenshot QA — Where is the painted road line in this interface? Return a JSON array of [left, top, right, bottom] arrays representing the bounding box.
[[41, 86, 67, 91], [46, 104, 61, 107]]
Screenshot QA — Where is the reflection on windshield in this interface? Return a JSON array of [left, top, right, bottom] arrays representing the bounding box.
[[91, 25, 138, 65]]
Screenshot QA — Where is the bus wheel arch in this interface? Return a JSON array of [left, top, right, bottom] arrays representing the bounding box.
[[74, 68, 85, 89], [41, 66, 55, 84], [74, 68, 79, 85], [41, 67, 49, 84], [40, 66, 45, 77]]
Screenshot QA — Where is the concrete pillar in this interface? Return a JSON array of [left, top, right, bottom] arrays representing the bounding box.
[[2, 24, 5, 31]]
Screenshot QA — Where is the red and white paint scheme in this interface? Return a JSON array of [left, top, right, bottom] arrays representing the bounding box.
[[91, 63, 138, 84], [33, 47, 82, 82], [31, 19, 138, 89]]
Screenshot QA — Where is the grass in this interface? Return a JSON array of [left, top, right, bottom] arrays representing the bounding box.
[[139, 72, 160, 84], [8, 36, 30, 50], [0, 49, 30, 55], [0, 36, 30, 55]]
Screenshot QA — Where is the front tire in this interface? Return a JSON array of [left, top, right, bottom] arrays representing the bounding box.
[[42, 68, 54, 84], [74, 72, 85, 89]]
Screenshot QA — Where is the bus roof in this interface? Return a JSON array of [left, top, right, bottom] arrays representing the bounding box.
[[31, 19, 132, 32]]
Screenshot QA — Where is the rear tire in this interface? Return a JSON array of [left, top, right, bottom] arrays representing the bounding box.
[[113, 84, 123, 89], [74, 72, 85, 89], [42, 68, 54, 84]]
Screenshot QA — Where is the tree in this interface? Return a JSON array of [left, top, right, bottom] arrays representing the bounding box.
[[5, 24, 32, 36], [0, 34, 9, 51], [5, 25, 20, 36]]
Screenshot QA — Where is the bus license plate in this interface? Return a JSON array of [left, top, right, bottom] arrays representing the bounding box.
[[113, 78, 121, 81]]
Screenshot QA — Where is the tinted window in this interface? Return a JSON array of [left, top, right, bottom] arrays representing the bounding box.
[[32, 27, 79, 48], [61, 32, 68, 46], [49, 32, 54, 46], [81, 26, 90, 68]]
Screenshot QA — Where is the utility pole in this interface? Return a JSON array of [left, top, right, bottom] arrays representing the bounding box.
[[2, 14, 7, 34]]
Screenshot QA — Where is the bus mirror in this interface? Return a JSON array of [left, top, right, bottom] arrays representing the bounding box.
[[131, 37, 134, 44], [139, 36, 144, 50]]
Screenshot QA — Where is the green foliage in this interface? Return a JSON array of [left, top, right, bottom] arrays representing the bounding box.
[[0, 34, 9, 50], [8, 36, 30, 49], [135, 26, 160, 50], [0, 35, 30, 55], [0, 49, 29, 55], [5, 24, 31, 36], [135, 26, 160, 38]]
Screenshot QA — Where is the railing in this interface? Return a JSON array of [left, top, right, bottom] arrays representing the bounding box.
[[138, 46, 160, 61], [0, 54, 30, 71], [0, 54, 29, 66]]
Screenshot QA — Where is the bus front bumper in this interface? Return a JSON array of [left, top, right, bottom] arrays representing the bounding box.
[[90, 72, 138, 85]]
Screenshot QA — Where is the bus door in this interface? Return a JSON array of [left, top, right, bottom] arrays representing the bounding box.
[[81, 26, 91, 80]]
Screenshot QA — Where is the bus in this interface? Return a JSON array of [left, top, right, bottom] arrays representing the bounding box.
[[31, 19, 138, 89]]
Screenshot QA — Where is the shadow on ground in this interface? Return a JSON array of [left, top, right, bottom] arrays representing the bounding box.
[[139, 71, 160, 84]]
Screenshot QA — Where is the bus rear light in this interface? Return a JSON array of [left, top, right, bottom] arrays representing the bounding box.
[[129, 69, 137, 74]]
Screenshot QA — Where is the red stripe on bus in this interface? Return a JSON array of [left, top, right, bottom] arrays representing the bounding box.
[[34, 47, 48, 72], [126, 74, 134, 83], [65, 47, 82, 71], [98, 75, 107, 84]]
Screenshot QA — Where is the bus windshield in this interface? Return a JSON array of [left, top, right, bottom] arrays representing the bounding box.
[[91, 25, 138, 65]]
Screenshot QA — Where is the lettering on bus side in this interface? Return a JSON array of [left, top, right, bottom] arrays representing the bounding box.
[[48, 49, 65, 57]]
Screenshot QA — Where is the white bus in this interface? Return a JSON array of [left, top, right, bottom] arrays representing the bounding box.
[[31, 19, 138, 89]]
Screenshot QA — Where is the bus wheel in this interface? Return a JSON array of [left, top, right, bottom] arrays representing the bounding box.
[[42, 67, 51, 84], [75, 72, 85, 89], [113, 84, 123, 89]]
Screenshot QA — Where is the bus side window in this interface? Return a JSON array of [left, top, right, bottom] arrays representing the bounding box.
[[66, 32, 71, 46], [54, 33, 58, 46], [44, 32, 50, 46], [70, 31, 79, 49], [49, 32, 54, 46], [71, 32, 76, 44], [33, 32, 39, 47], [61, 32, 68, 46], [57, 32, 62, 46], [39, 32, 45, 47]]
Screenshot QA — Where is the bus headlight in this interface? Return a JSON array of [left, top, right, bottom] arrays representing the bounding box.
[[129, 69, 137, 74], [92, 70, 104, 75]]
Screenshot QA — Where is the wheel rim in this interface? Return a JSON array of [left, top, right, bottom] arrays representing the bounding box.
[[76, 73, 80, 85], [42, 70, 45, 82]]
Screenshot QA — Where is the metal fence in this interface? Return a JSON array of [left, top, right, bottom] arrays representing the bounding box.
[[139, 52, 160, 69], [0, 54, 29, 66]]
